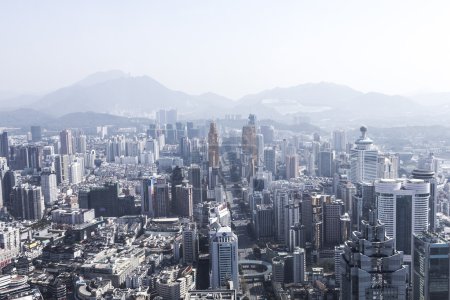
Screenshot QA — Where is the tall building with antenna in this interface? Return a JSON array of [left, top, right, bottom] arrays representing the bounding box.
[[349, 126, 378, 183]]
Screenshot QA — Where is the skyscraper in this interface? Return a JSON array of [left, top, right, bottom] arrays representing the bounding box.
[[285, 154, 299, 179], [412, 231, 450, 300], [242, 114, 257, 162], [59, 129, 73, 155], [182, 222, 198, 265], [30, 126, 42, 142], [340, 210, 409, 299], [154, 177, 170, 218], [412, 169, 438, 232], [0, 132, 9, 158], [322, 198, 344, 249], [210, 226, 239, 289], [141, 177, 155, 216], [263, 147, 276, 175], [208, 122, 219, 168], [293, 247, 306, 284], [318, 150, 334, 177], [332, 129, 346, 153], [376, 178, 430, 261], [41, 170, 58, 205], [189, 164, 202, 205], [349, 126, 378, 183]]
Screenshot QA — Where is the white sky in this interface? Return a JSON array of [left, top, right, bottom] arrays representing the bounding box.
[[1, 0, 450, 99]]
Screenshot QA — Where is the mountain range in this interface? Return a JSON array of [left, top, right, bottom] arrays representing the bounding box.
[[0, 70, 448, 128]]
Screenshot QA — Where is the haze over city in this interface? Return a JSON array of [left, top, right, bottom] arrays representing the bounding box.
[[0, 2, 450, 300]]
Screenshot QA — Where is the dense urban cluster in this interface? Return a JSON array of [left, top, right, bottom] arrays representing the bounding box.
[[0, 110, 449, 300]]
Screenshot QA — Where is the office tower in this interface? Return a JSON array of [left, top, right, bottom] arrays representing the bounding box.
[[154, 177, 170, 218], [74, 135, 87, 154], [210, 226, 239, 289], [412, 169, 437, 232], [293, 247, 306, 284], [207, 122, 219, 168], [285, 154, 299, 179], [0, 158, 8, 209], [260, 125, 274, 144], [376, 179, 430, 261], [171, 166, 184, 213], [334, 245, 345, 287], [255, 204, 274, 240], [41, 170, 58, 205], [340, 210, 409, 300], [263, 147, 276, 175], [349, 126, 378, 183], [189, 164, 202, 205], [412, 231, 450, 300], [322, 198, 344, 249], [1, 170, 15, 211], [176, 181, 193, 218], [165, 124, 177, 145], [351, 182, 375, 231], [78, 181, 119, 217], [180, 136, 191, 165], [59, 129, 73, 155], [318, 150, 334, 177], [27, 145, 42, 170], [141, 177, 155, 216], [256, 133, 264, 166], [0, 132, 8, 158], [274, 190, 289, 244], [272, 256, 286, 284], [10, 184, 45, 220], [30, 126, 42, 142], [332, 129, 346, 153], [182, 222, 198, 265], [242, 114, 257, 162]]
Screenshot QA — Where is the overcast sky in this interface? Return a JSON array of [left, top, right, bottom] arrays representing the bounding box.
[[1, 0, 450, 99]]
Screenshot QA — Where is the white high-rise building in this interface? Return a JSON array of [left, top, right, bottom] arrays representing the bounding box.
[[376, 178, 430, 262], [210, 226, 239, 289], [350, 126, 378, 183], [332, 130, 347, 153], [256, 133, 264, 166], [41, 170, 58, 205]]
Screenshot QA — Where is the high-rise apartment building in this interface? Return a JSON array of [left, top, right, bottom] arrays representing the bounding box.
[[10, 184, 45, 220], [59, 129, 73, 155], [41, 170, 58, 205], [285, 155, 299, 179]]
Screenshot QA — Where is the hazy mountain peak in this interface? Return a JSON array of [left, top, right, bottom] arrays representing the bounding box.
[[74, 70, 128, 87]]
